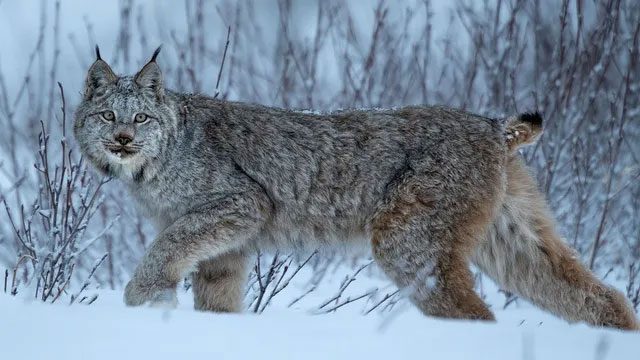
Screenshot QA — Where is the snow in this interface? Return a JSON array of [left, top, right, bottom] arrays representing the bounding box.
[[1, 280, 638, 359]]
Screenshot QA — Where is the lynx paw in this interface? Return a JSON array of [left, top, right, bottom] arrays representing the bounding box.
[[124, 279, 178, 308]]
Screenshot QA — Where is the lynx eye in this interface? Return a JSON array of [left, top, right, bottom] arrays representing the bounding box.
[[134, 113, 149, 124], [101, 110, 115, 122]]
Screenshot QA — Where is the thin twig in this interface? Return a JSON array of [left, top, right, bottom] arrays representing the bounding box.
[[214, 26, 231, 99]]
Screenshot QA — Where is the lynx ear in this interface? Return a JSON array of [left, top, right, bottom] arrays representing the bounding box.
[[134, 46, 164, 102], [84, 45, 117, 101]]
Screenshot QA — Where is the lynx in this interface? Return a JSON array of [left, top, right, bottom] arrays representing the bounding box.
[[74, 47, 638, 330]]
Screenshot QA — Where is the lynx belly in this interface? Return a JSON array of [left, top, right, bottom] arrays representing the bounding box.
[[252, 213, 371, 254]]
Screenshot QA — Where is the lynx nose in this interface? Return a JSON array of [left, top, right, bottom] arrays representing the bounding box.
[[115, 132, 134, 146]]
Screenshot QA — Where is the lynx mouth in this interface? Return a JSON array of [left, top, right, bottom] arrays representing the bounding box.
[[105, 145, 138, 159]]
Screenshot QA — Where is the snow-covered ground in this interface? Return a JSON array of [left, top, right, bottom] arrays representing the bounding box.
[[2, 270, 638, 360]]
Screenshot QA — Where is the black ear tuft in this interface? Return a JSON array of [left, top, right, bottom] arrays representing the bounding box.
[[150, 46, 162, 63], [95, 45, 102, 61]]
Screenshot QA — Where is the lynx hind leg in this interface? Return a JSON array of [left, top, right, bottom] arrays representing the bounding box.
[[192, 251, 249, 313], [473, 157, 639, 330], [372, 174, 503, 321]]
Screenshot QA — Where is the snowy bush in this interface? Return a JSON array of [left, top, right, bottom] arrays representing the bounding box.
[[2, 84, 109, 303]]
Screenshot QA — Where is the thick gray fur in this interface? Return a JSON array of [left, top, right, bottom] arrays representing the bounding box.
[[73, 51, 638, 330]]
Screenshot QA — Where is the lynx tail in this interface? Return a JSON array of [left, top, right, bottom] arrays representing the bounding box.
[[505, 112, 543, 152]]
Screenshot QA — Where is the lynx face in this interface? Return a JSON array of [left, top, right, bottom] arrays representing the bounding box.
[[74, 48, 178, 181]]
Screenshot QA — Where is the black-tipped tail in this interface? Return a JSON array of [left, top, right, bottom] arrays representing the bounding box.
[[505, 112, 544, 152], [518, 112, 543, 130]]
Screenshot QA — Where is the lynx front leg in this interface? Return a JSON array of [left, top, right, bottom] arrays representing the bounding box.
[[192, 251, 249, 312], [124, 193, 269, 307]]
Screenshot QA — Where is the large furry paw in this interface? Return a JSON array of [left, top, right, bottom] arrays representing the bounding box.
[[124, 278, 178, 308]]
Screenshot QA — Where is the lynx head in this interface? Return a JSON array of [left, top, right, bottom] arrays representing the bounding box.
[[74, 46, 179, 182]]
